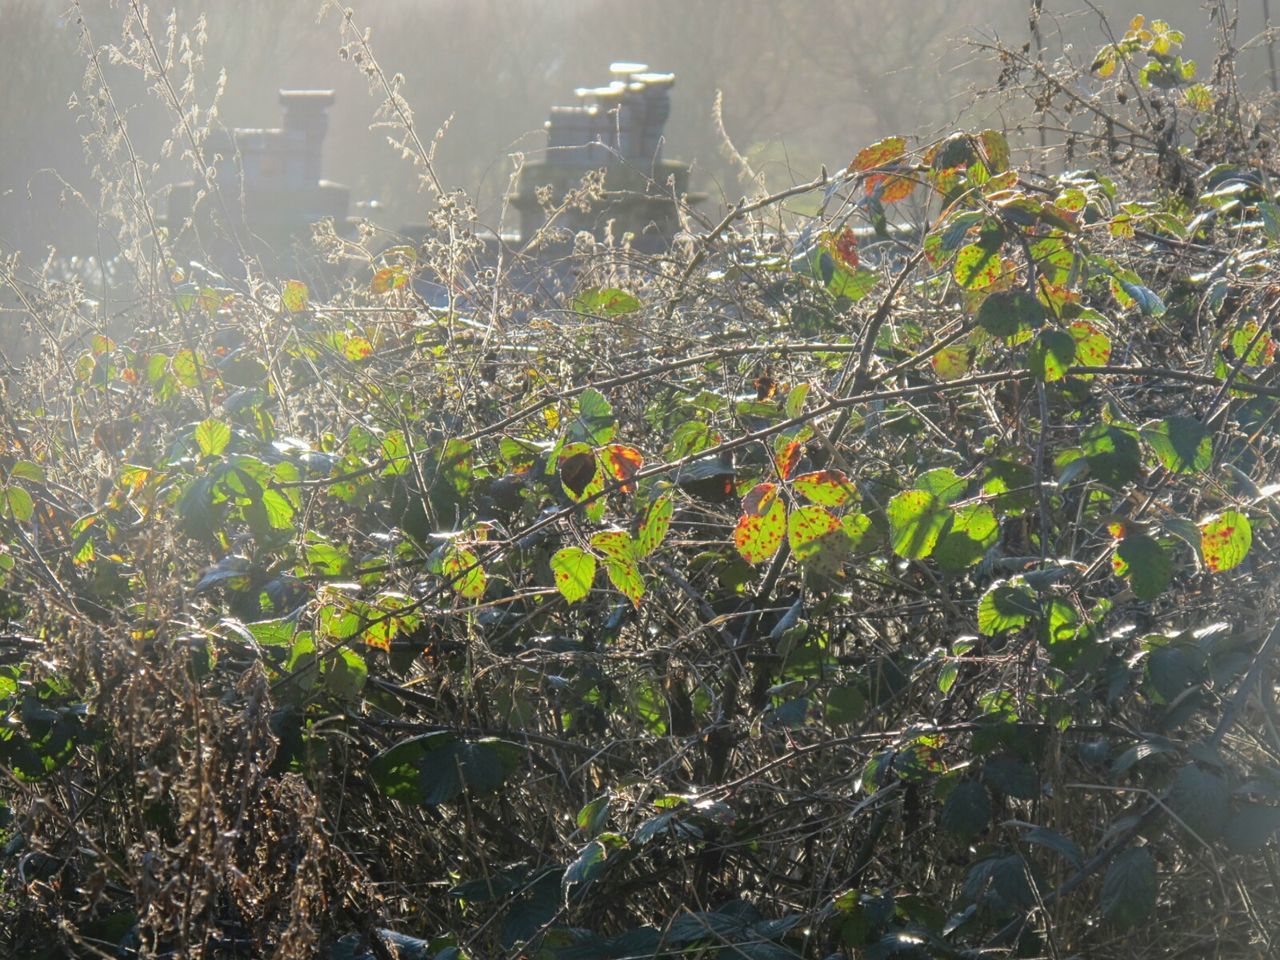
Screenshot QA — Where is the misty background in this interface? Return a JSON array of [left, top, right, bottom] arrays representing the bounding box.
[[2, 0, 1277, 264]]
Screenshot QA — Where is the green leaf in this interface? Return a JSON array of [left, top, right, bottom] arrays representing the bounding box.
[[1082, 422, 1142, 488], [573, 288, 641, 317], [1112, 533, 1172, 599], [978, 578, 1038, 635], [282, 279, 309, 313], [1021, 825, 1083, 869], [887, 489, 949, 559], [915, 467, 966, 504], [577, 795, 610, 838], [1199, 510, 1251, 573], [551, 546, 596, 605], [1169, 764, 1230, 839], [575, 388, 616, 444], [977, 289, 1043, 341], [3, 486, 34, 522], [1222, 804, 1280, 854], [1029, 328, 1076, 382], [637, 495, 673, 557], [369, 732, 524, 806], [933, 503, 999, 571], [940, 778, 990, 841], [325, 647, 368, 700], [1141, 416, 1211, 474], [1100, 847, 1157, 929], [8, 460, 44, 483], [194, 418, 231, 458], [171, 349, 204, 388]]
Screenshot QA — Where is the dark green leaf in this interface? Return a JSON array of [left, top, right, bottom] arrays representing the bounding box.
[[1100, 847, 1157, 929], [939, 778, 990, 841]]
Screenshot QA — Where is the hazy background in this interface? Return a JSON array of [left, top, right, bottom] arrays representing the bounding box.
[[2, 0, 1277, 262]]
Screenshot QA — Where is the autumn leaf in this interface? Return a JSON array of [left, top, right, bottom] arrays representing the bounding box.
[[734, 482, 787, 564]]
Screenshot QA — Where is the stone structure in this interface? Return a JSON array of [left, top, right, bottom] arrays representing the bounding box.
[[165, 90, 358, 268], [508, 63, 702, 249]]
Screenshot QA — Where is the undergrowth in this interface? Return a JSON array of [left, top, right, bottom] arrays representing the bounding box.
[[1, 4, 1279, 959]]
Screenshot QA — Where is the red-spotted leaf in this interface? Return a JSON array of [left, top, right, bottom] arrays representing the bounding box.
[[551, 546, 596, 604], [954, 243, 1003, 290], [559, 443, 602, 501], [603, 444, 643, 493], [1199, 511, 1252, 573], [1029, 328, 1077, 382], [1069, 319, 1112, 370], [590, 528, 638, 562], [734, 483, 787, 564], [792, 469, 856, 507], [603, 559, 644, 607], [788, 505, 849, 575], [343, 335, 374, 361], [282, 279, 309, 313], [443, 547, 486, 600], [848, 136, 906, 173], [774, 439, 803, 480], [637, 495, 672, 557]]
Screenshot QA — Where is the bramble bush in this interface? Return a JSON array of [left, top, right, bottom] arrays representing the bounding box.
[[1, 7, 1279, 959]]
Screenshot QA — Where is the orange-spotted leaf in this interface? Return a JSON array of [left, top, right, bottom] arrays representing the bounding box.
[[637, 495, 672, 557], [1199, 511, 1252, 573], [774, 439, 803, 480], [551, 546, 596, 604], [849, 136, 906, 174], [603, 444, 643, 493], [559, 443, 601, 501], [792, 469, 856, 507], [866, 171, 917, 203], [734, 482, 786, 564], [590, 528, 637, 563], [282, 279, 309, 313], [788, 505, 849, 576], [371, 265, 409, 293]]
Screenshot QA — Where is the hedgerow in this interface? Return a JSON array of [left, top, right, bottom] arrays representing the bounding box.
[[1, 7, 1279, 959]]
